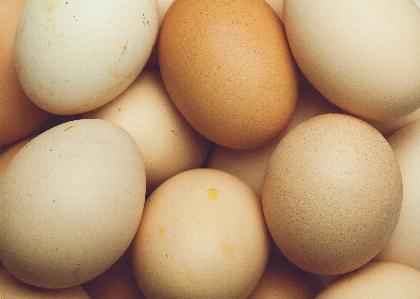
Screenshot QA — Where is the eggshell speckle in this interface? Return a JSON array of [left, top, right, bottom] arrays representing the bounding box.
[[159, 0, 298, 149], [262, 113, 403, 276]]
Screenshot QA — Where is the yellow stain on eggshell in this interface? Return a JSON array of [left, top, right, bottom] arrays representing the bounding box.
[[159, 227, 165, 236], [47, 0, 60, 13], [207, 188, 220, 200], [222, 245, 233, 254]]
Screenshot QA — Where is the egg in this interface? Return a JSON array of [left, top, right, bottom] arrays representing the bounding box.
[[315, 261, 420, 299], [0, 119, 146, 289], [247, 246, 323, 299], [131, 168, 270, 299], [84, 70, 211, 195], [207, 81, 342, 199], [283, 0, 420, 121], [0, 263, 92, 298], [14, 0, 159, 115], [374, 120, 420, 271], [159, 0, 298, 149], [0, 0, 50, 146], [262, 113, 403, 276], [0, 136, 34, 175], [82, 249, 146, 299]]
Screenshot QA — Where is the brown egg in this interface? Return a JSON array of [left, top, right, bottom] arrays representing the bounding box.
[[374, 120, 420, 271], [0, 0, 50, 146], [247, 246, 323, 299], [262, 113, 403, 276], [207, 82, 342, 199], [82, 249, 146, 299], [0, 264, 91, 298], [131, 168, 270, 299], [316, 261, 420, 299], [159, 0, 298, 149], [84, 70, 211, 195]]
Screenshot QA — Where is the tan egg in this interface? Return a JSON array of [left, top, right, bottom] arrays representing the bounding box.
[[0, 119, 146, 289], [0, 0, 50, 146], [159, 0, 298, 149], [284, 1, 420, 121], [82, 249, 146, 299], [131, 168, 270, 299], [262, 113, 403, 276], [316, 261, 420, 299], [0, 264, 91, 298], [374, 120, 420, 271], [207, 83, 342, 199], [84, 70, 210, 195], [247, 247, 323, 299], [0, 136, 34, 175]]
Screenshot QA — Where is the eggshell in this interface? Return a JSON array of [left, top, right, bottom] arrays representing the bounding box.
[[265, 0, 284, 21], [131, 168, 270, 299], [0, 119, 146, 289], [374, 120, 420, 271], [0, 264, 92, 298], [159, 0, 298, 149], [0, 136, 34, 175], [82, 249, 146, 299], [207, 82, 342, 199], [246, 247, 323, 299], [283, 0, 420, 121], [315, 261, 420, 299], [262, 113, 403, 276], [0, 0, 50, 146], [84, 70, 210, 195], [14, 0, 159, 115]]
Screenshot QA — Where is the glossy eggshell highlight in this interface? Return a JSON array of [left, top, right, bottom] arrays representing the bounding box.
[[374, 120, 420, 271], [315, 262, 420, 299], [0, 264, 92, 298], [0, 0, 50, 146], [0, 119, 146, 289], [262, 113, 403, 276], [14, 0, 159, 115], [131, 168, 270, 299], [284, 0, 420, 121], [159, 0, 298, 149], [84, 70, 210, 195]]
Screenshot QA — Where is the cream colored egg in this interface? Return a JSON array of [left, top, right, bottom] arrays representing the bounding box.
[[84, 70, 210, 195], [374, 120, 420, 271], [284, 0, 420, 121], [207, 83, 342, 199], [262, 113, 403, 276], [316, 262, 420, 299], [14, 0, 158, 115], [0, 264, 92, 298], [0, 119, 146, 289], [131, 168, 270, 299]]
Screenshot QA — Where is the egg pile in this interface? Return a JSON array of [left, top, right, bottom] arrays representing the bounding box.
[[1, 0, 420, 298]]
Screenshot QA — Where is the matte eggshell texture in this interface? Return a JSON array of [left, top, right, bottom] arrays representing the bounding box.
[[0, 119, 146, 289], [0, 0, 50, 146], [262, 113, 403, 276], [284, 0, 420, 121], [0, 264, 92, 298], [159, 0, 298, 149], [84, 70, 211, 195], [315, 261, 420, 299], [14, 0, 159, 115], [374, 120, 420, 271], [131, 168, 270, 299]]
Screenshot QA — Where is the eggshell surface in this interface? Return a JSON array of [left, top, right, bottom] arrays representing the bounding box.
[[315, 261, 420, 299], [283, 0, 420, 120], [14, 0, 159, 115], [374, 120, 420, 271], [0, 264, 92, 298], [131, 168, 270, 299], [262, 113, 403, 276], [84, 70, 211, 195], [0, 0, 50, 146], [159, 0, 298, 149], [0, 119, 146, 289]]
